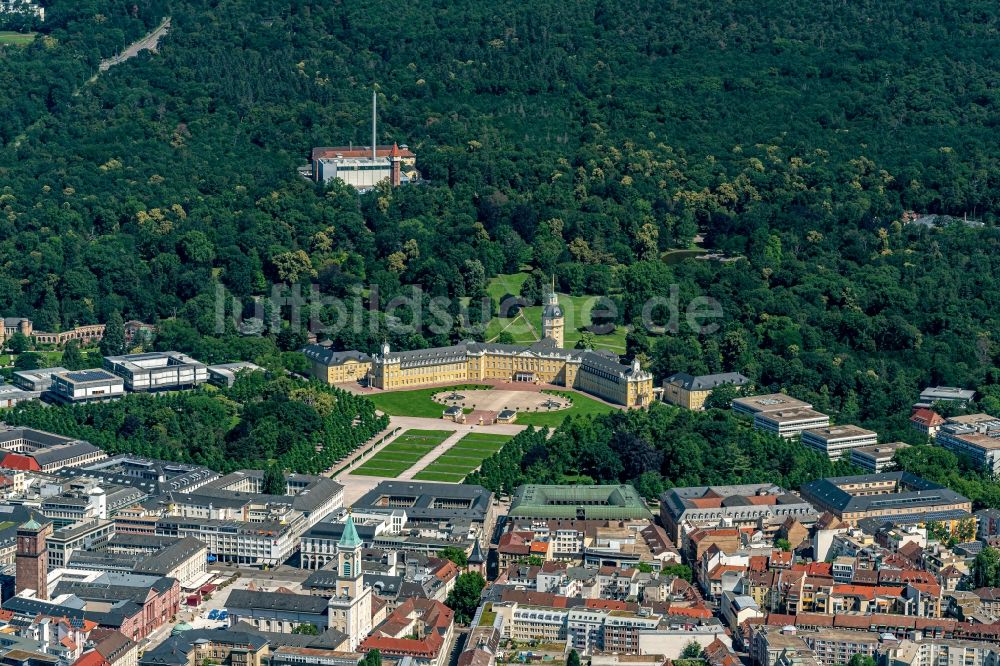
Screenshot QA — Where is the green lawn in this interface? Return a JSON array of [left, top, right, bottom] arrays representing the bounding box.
[[484, 272, 627, 352], [351, 429, 452, 477], [414, 432, 511, 482], [487, 272, 530, 303], [367, 385, 492, 418], [515, 390, 616, 427], [0, 32, 37, 46]]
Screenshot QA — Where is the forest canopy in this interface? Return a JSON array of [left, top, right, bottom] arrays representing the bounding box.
[[2, 0, 1000, 445]]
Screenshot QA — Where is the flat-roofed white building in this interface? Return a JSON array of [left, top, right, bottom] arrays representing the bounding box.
[[754, 408, 830, 439], [936, 414, 1000, 474], [103, 351, 208, 392], [917, 386, 975, 409], [800, 425, 877, 460], [49, 369, 125, 404], [12, 367, 66, 392], [850, 442, 910, 473], [732, 393, 812, 417]]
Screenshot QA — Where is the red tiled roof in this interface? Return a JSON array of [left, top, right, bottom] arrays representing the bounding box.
[[0, 453, 40, 471], [792, 613, 834, 627], [665, 605, 712, 619], [791, 562, 832, 576], [584, 599, 635, 612], [708, 565, 746, 580], [500, 590, 568, 608], [71, 652, 109, 666], [832, 585, 877, 600], [765, 613, 797, 626], [312, 145, 416, 161], [911, 408, 945, 427], [909, 581, 942, 596]]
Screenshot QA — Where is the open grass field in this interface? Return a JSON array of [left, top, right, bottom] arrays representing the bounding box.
[[351, 429, 451, 477], [413, 432, 511, 482], [487, 271, 530, 303], [516, 390, 616, 427], [367, 385, 491, 417], [484, 272, 627, 352], [0, 32, 36, 46]]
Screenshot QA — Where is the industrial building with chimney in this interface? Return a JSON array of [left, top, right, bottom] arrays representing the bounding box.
[[310, 90, 417, 191]]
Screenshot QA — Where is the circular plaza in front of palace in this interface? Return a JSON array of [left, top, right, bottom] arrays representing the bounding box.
[[432, 388, 571, 414]]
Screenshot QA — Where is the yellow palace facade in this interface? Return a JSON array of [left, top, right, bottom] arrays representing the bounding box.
[[367, 339, 654, 408], [303, 287, 654, 408]]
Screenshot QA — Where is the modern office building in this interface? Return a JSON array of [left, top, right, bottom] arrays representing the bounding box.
[[103, 351, 208, 392], [850, 442, 910, 473], [935, 414, 1000, 474], [800, 425, 878, 460], [206, 362, 263, 388], [12, 367, 67, 392], [48, 369, 125, 404], [916, 386, 975, 409], [731, 393, 812, 417], [754, 408, 831, 439]]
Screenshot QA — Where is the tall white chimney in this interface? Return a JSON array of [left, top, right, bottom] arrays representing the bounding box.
[[372, 89, 377, 162]]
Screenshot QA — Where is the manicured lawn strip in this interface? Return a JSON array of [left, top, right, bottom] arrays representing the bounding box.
[[516, 390, 616, 427], [352, 464, 411, 477], [458, 433, 512, 443], [400, 429, 453, 438], [351, 429, 452, 477], [431, 457, 483, 465], [446, 438, 509, 451], [368, 385, 492, 418], [416, 432, 512, 480], [413, 470, 466, 482], [420, 462, 478, 472]]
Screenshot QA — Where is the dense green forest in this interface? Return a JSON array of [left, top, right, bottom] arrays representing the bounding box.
[[1, 371, 388, 472], [4, 0, 1000, 451], [467, 406, 857, 499]]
